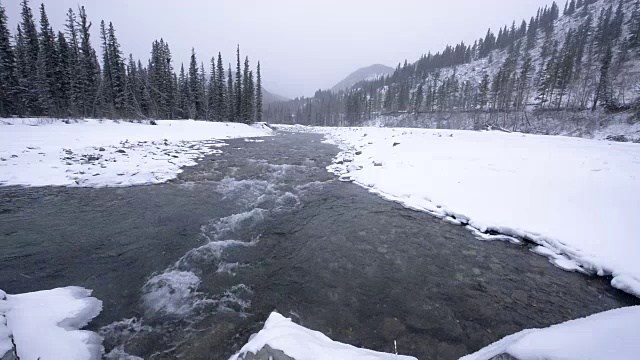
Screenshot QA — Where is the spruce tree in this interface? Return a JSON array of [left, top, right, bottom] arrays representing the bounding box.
[[207, 56, 217, 120], [227, 64, 235, 121], [65, 8, 81, 116], [215, 53, 226, 121], [55, 31, 71, 116], [235, 45, 242, 122], [187, 48, 199, 119], [255, 61, 263, 122], [19, 0, 41, 115], [107, 22, 126, 116], [78, 6, 99, 117], [0, 0, 17, 116]]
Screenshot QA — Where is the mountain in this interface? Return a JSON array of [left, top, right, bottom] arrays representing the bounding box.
[[330, 64, 394, 92], [266, 0, 640, 138], [262, 88, 290, 104]]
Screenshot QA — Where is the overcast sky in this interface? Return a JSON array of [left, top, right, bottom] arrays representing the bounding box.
[[4, 0, 556, 98]]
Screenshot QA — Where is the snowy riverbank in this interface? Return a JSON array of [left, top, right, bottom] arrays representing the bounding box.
[[0, 287, 103, 360], [276, 125, 640, 298], [0, 119, 273, 187]]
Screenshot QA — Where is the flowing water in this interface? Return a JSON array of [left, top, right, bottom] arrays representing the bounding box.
[[0, 132, 637, 360]]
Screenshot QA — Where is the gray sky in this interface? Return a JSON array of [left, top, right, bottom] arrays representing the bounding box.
[[4, 0, 556, 98]]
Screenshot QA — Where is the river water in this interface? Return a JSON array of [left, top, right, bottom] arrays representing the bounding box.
[[0, 132, 637, 360]]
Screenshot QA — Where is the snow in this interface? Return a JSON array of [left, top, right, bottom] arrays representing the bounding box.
[[461, 305, 640, 360], [0, 119, 273, 187], [277, 125, 640, 298], [0, 286, 103, 360], [230, 312, 417, 360]]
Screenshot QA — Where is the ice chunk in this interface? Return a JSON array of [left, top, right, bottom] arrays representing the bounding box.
[[1, 286, 103, 360]]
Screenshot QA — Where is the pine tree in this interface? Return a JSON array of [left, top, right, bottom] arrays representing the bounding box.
[[65, 8, 81, 116], [177, 63, 188, 118], [628, 1, 640, 50], [198, 61, 207, 120], [78, 6, 99, 117], [235, 45, 242, 122], [241, 56, 253, 122], [55, 31, 71, 116], [255, 61, 263, 122], [187, 48, 199, 119], [215, 53, 226, 121], [207, 56, 216, 120], [593, 44, 613, 110], [107, 22, 126, 116], [18, 0, 41, 115], [0, 0, 18, 116], [227, 64, 235, 121]]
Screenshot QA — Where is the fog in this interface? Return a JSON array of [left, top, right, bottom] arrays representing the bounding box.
[[4, 0, 556, 98]]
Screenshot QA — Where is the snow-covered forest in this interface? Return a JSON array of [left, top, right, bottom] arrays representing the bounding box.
[[0, 0, 264, 122], [266, 0, 640, 133]]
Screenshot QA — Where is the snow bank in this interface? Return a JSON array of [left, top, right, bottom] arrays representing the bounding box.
[[277, 125, 640, 297], [0, 119, 272, 187], [460, 305, 640, 360], [0, 286, 103, 360], [230, 312, 417, 360]]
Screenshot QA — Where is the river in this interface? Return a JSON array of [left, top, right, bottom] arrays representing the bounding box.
[[0, 132, 636, 359]]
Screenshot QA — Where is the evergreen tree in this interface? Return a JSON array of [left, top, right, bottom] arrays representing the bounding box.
[[0, 0, 17, 116], [227, 64, 235, 121], [18, 0, 40, 115], [78, 6, 99, 117], [215, 53, 226, 121], [65, 8, 81, 116], [235, 45, 242, 121], [187, 48, 199, 119], [255, 61, 263, 122], [107, 22, 126, 116], [55, 31, 71, 116]]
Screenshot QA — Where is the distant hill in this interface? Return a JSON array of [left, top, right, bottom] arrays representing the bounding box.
[[331, 64, 394, 93], [263, 88, 289, 104]]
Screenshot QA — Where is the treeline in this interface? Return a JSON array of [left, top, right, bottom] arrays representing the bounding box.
[[0, 0, 263, 122], [266, 0, 640, 126]]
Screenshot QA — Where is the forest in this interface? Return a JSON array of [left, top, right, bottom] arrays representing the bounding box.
[[0, 0, 263, 122], [265, 0, 640, 128]]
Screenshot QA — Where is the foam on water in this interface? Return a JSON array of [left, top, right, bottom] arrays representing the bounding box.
[[141, 270, 201, 318]]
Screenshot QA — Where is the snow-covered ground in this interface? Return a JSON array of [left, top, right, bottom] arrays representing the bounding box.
[[0, 287, 103, 360], [276, 125, 640, 298], [0, 119, 272, 187], [230, 312, 417, 360], [461, 305, 640, 360]]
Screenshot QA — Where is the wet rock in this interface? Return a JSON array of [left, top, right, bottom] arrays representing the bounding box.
[[99, 147, 106, 152], [382, 317, 406, 341], [393, 142, 401, 147], [490, 354, 520, 360], [355, 151, 362, 155], [10, 155, 18, 158], [373, 161, 383, 167], [116, 149, 127, 154], [236, 345, 295, 360], [1, 349, 18, 360]]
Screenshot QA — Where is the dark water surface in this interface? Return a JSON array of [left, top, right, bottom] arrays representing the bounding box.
[[0, 132, 637, 360]]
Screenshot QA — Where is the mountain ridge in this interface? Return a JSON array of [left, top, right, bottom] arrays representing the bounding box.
[[330, 64, 394, 93]]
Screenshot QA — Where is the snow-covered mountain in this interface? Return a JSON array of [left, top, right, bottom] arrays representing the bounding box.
[[263, 88, 289, 105], [330, 64, 394, 92], [266, 0, 640, 139]]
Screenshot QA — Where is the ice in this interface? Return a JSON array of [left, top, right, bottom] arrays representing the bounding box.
[[0, 286, 103, 360], [0, 119, 272, 188], [279, 125, 640, 298], [230, 312, 417, 360], [461, 306, 640, 360]]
